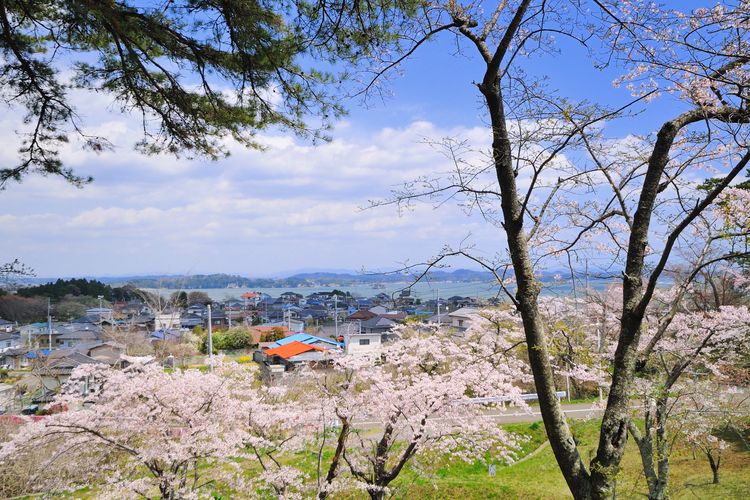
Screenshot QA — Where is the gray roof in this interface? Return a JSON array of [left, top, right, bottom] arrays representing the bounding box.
[[58, 329, 100, 341], [46, 351, 100, 373], [359, 316, 396, 329]]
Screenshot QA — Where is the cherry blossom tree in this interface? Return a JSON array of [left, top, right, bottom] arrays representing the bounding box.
[[0, 361, 256, 499], [312, 328, 528, 500], [350, 2, 750, 497], [627, 305, 750, 499], [680, 381, 747, 486]]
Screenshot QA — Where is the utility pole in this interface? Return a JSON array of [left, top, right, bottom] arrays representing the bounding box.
[[47, 298, 53, 351], [437, 289, 441, 326], [585, 258, 590, 294], [207, 304, 214, 372], [334, 294, 339, 338], [97, 295, 104, 324]]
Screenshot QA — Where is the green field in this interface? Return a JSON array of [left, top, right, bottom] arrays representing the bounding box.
[[16, 418, 750, 499], [379, 419, 750, 499]]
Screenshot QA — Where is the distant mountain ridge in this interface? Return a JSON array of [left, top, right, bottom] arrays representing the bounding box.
[[20, 269, 501, 289], [21, 268, 579, 290]]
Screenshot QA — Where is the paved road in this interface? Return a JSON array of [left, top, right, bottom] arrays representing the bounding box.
[[352, 402, 602, 428], [481, 402, 603, 424]]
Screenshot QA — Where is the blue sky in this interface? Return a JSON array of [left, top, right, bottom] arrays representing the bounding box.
[[0, 4, 698, 278]]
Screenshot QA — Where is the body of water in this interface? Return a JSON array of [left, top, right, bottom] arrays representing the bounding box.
[[147, 278, 621, 302]]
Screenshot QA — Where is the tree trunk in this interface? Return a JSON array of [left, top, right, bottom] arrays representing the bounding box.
[[707, 452, 720, 484], [480, 73, 591, 498], [318, 418, 350, 500], [368, 487, 386, 500], [652, 399, 670, 500], [629, 420, 658, 498]]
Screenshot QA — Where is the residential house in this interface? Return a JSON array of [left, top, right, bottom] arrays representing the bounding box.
[[88, 342, 126, 366], [206, 308, 228, 329], [180, 314, 204, 329], [37, 350, 100, 396], [128, 314, 154, 329], [150, 329, 182, 342], [343, 332, 382, 356], [56, 328, 100, 349], [0, 319, 14, 333], [71, 316, 101, 329], [0, 347, 30, 369], [0, 333, 21, 352], [119, 301, 147, 318], [446, 307, 479, 333], [260, 341, 331, 382], [187, 303, 208, 317], [425, 312, 447, 325], [224, 299, 244, 311], [240, 292, 261, 307], [269, 333, 342, 349], [447, 296, 476, 309], [359, 316, 396, 334], [280, 292, 303, 304], [85, 307, 114, 323], [300, 309, 328, 322], [154, 312, 181, 331], [19, 322, 63, 347]]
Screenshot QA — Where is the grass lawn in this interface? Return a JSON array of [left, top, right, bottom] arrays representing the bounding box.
[[379, 419, 750, 499], [20, 418, 750, 499]]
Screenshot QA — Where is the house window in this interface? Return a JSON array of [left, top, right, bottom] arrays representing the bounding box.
[[458, 320, 464, 327], [359, 339, 370, 346]]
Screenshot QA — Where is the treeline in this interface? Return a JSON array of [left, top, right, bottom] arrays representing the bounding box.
[[15, 279, 138, 302]]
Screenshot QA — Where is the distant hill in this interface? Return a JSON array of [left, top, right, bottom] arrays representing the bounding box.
[[20, 268, 578, 290]]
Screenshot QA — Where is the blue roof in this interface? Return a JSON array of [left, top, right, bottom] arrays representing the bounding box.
[[272, 333, 342, 348], [26, 349, 51, 359], [150, 329, 182, 340]]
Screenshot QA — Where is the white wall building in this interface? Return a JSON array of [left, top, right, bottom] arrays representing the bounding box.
[[447, 307, 480, 333], [344, 332, 382, 356], [154, 312, 181, 331]]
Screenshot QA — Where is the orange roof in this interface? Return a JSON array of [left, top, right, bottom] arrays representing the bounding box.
[[264, 341, 326, 359], [241, 292, 258, 298]]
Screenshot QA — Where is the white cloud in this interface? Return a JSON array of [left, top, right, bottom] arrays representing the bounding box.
[[1, 90, 513, 276]]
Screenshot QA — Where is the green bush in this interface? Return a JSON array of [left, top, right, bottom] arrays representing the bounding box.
[[199, 327, 254, 353]]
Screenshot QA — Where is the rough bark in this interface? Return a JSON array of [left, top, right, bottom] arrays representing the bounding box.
[[479, 54, 592, 500], [629, 420, 659, 496], [457, 3, 749, 497], [707, 453, 720, 484], [317, 417, 351, 500]]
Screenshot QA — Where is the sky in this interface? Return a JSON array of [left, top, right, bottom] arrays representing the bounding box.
[[0, 4, 695, 279]]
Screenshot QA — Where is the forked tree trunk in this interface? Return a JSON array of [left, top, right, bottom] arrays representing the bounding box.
[[469, 2, 749, 497], [707, 452, 721, 484], [480, 57, 593, 500]]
